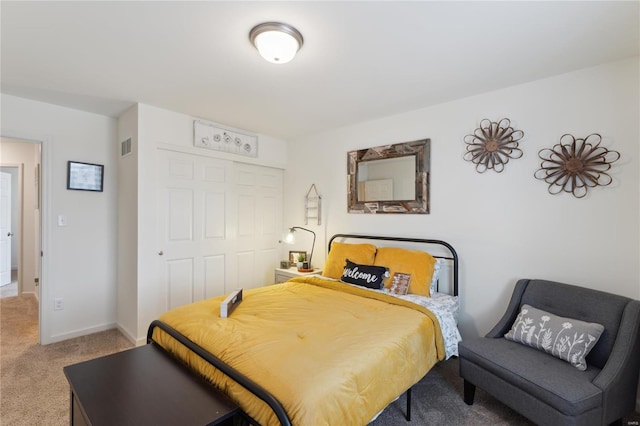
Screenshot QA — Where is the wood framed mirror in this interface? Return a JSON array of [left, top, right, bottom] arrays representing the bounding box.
[[347, 139, 430, 214]]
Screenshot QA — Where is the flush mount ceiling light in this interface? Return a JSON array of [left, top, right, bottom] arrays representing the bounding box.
[[249, 22, 303, 64]]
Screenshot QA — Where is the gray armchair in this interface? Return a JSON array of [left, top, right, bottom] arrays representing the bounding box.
[[459, 279, 640, 426]]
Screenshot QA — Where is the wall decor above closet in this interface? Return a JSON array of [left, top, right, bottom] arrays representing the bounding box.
[[534, 133, 620, 199], [463, 118, 524, 173], [193, 120, 258, 158]]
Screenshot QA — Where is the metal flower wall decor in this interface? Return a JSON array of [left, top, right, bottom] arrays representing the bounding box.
[[463, 118, 524, 173], [534, 133, 620, 199]]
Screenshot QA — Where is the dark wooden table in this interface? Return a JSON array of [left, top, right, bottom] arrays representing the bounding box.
[[63, 343, 239, 426]]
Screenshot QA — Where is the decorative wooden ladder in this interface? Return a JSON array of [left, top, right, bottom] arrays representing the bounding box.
[[305, 184, 321, 225]]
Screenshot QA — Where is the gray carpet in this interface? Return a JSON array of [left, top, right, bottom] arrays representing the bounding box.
[[0, 294, 133, 425], [2, 293, 638, 425], [370, 359, 534, 426], [0, 270, 19, 298]]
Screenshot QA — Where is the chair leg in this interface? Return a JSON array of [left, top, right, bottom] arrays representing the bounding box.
[[405, 387, 412, 421], [463, 380, 476, 405]]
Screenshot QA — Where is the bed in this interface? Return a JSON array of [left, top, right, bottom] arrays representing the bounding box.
[[147, 234, 460, 425]]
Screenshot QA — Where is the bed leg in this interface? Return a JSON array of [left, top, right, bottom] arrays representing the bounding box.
[[463, 380, 476, 405], [405, 387, 412, 421]]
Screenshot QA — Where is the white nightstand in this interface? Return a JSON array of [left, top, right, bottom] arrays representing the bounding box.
[[274, 267, 321, 284]]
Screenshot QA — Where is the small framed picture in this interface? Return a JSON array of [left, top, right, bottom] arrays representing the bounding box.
[[289, 251, 307, 267], [389, 272, 412, 295], [67, 161, 104, 192]]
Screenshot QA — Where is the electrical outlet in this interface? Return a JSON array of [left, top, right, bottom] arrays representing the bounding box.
[[54, 297, 64, 311]]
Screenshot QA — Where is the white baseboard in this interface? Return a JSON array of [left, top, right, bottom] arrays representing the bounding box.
[[47, 322, 117, 344], [116, 324, 146, 347], [21, 290, 38, 303]]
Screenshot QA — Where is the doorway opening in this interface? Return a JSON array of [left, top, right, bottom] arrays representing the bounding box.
[[0, 138, 42, 338]]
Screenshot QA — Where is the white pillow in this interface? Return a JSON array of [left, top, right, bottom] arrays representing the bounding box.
[[429, 258, 442, 295]]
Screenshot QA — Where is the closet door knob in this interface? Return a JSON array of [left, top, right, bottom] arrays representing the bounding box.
[[7, 232, 13, 237], [158, 251, 164, 256]]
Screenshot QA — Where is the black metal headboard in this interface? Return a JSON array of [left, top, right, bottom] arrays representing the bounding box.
[[328, 234, 459, 296]]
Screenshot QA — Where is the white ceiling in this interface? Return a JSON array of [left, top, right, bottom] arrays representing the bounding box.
[[2, 1, 638, 140]]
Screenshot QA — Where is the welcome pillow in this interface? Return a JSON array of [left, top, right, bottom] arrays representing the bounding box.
[[340, 259, 389, 290], [504, 304, 604, 371]]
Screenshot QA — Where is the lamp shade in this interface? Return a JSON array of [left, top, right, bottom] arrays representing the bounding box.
[[284, 230, 296, 244], [249, 22, 303, 64], [282, 226, 316, 266]]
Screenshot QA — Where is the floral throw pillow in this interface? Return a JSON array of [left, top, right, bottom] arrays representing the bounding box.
[[504, 304, 604, 371]]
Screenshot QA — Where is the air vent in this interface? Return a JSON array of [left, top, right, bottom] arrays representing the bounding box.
[[121, 138, 132, 157]]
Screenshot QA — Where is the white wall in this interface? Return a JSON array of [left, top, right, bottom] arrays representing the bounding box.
[[0, 142, 38, 293], [1, 94, 118, 344], [116, 105, 139, 342], [284, 57, 640, 340]]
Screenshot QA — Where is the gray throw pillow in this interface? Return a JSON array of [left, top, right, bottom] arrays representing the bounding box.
[[504, 304, 604, 371]]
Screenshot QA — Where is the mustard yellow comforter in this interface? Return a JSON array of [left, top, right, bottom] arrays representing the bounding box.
[[153, 276, 445, 426]]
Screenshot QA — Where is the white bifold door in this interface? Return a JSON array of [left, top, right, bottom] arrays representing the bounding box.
[[157, 149, 283, 311]]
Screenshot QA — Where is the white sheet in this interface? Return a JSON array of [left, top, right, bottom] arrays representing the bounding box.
[[389, 291, 461, 359]]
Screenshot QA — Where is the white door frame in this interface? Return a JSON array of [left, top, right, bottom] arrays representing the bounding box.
[[1, 132, 49, 345]]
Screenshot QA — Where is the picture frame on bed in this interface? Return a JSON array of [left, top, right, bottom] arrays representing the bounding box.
[[389, 272, 412, 295], [289, 251, 307, 267], [67, 161, 104, 192]]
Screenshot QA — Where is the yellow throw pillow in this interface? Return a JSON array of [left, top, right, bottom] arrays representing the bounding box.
[[322, 242, 377, 279], [373, 247, 436, 296]]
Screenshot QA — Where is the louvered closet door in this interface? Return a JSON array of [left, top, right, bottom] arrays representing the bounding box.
[[157, 149, 283, 311]]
